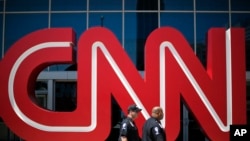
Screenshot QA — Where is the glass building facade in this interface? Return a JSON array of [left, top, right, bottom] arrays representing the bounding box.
[[0, 0, 249, 140]]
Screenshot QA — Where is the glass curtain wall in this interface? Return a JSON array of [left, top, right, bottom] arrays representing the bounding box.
[[0, 0, 249, 140]]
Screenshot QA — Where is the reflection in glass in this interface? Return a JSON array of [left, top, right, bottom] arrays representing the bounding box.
[[89, 13, 122, 43], [49, 13, 84, 70], [231, 0, 250, 11], [136, 0, 160, 70], [196, 13, 229, 67], [125, 13, 137, 65], [48, 65, 72, 71], [0, 117, 22, 140], [196, 0, 228, 11], [125, 0, 137, 10], [163, 0, 193, 10], [0, 1, 3, 11], [51, 0, 87, 11], [89, 0, 122, 10], [125, 0, 164, 11], [6, 0, 49, 11], [4, 14, 48, 54], [55, 82, 76, 111], [50, 13, 86, 71], [51, 13, 86, 40], [160, 13, 194, 47], [231, 14, 250, 27], [137, 0, 162, 11], [232, 13, 250, 71], [136, 12, 158, 70], [35, 81, 48, 109]]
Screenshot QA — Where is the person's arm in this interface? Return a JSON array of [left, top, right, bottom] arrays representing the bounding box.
[[119, 122, 129, 141], [151, 126, 165, 141]]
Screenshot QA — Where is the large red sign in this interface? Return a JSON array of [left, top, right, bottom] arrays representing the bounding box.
[[0, 27, 246, 141]]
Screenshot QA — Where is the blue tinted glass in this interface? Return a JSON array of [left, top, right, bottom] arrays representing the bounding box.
[[49, 65, 72, 71], [89, 0, 122, 10], [51, 13, 86, 41], [231, 0, 250, 11], [163, 0, 193, 10], [231, 13, 250, 27], [4, 14, 48, 53], [161, 13, 194, 45], [6, 0, 49, 11], [125, 12, 159, 67], [125, 0, 159, 11], [231, 13, 250, 71], [51, 0, 87, 11], [125, 0, 137, 10], [196, 0, 228, 11], [0, 0, 3, 11], [127, 12, 158, 70], [196, 13, 229, 66], [89, 13, 122, 42], [50, 13, 87, 71], [125, 13, 137, 65], [196, 13, 229, 44]]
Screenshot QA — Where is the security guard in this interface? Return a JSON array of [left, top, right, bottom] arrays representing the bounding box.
[[118, 104, 142, 141], [142, 106, 166, 141]]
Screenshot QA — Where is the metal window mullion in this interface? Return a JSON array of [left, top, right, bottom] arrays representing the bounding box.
[[47, 79, 54, 110]]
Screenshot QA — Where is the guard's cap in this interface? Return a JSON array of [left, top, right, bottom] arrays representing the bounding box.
[[128, 104, 142, 112]]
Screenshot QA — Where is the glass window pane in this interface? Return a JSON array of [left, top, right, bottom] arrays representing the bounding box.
[[35, 81, 48, 109], [196, 0, 228, 11], [0, 119, 8, 141], [0, 0, 3, 11], [125, 0, 160, 11], [125, 0, 137, 10], [0, 118, 23, 140], [129, 12, 158, 71], [51, 13, 86, 43], [55, 82, 76, 111], [89, 13, 122, 43], [89, 0, 122, 10], [196, 13, 229, 43], [231, 13, 250, 28], [4, 14, 48, 54], [232, 13, 250, 71], [161, 13, 194, 46], [163, 0, 193, 10], [125, 12, 159, 68], [6, 0, 49, 11], [51, 0, 87, 11], [50, 13, 86, 71], [231, 0, 250, 11], [196, 13, 229, 66], [125, 13, 137, 65], [0, 117, 21, 141]]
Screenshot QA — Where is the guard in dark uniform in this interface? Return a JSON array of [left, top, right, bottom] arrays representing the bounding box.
[[118, 104, 142, 141], [142, 107, 166, 141]]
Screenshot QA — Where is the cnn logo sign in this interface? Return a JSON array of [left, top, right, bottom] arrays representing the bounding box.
[[0, 27, 246, 141]]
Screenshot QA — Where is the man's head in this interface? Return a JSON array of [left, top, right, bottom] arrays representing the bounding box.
[[127, 104, 142, 120], [151, 106, 164, 121]]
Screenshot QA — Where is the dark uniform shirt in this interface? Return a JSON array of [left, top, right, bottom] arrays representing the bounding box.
[[142, 117, 166, 141], [118, 117, 141, 141]]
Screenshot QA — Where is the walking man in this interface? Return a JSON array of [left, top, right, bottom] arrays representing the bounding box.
[[118, 104, 142, 141], [142, 106, 166, 141]]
